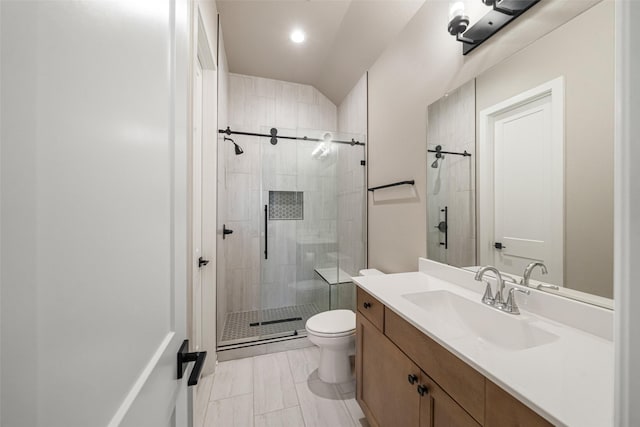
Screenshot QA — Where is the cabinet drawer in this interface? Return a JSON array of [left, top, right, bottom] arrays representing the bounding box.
[[385, 307, 485, 424], [357, 287, 384, 331], [486, 380, 553, 427]]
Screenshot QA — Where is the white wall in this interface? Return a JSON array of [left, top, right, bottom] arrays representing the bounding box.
[[366, 0, 601, 273], [615, 1, 640, 425]]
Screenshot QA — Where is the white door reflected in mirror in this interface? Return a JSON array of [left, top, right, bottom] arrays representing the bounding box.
[[479, 78, 564, 286]]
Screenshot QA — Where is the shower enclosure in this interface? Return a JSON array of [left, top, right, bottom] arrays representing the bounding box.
[[216, 126, 366, 350], [426, 79, 476, 268]]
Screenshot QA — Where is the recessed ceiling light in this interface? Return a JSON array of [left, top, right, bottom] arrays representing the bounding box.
[[290, 29, 305, 44]]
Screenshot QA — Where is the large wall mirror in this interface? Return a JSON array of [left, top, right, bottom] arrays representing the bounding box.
[[426, 1, 614, 307]]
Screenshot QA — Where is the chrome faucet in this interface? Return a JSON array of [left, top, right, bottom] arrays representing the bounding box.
[[505, 287, 531, 315], [521, 262, 559, 290], [474, 266, 506, 308], [475, 266, 530, 314]]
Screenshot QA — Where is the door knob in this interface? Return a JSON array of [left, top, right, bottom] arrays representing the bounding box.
[[177, 340, 207, 386], [363, 302, 371, 309], [198, 257, 209, 268], [408, 374, 418, 385]]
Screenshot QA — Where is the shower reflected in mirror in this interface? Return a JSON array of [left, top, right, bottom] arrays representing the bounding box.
[[430, 145, 445, 168]]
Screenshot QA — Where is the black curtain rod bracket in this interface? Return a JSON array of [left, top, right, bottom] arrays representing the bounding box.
[[368, 180, 415, 192]]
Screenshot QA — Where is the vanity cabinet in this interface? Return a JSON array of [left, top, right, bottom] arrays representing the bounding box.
[[356, 311, 479, 427], [357, 313, 420, 427], [356, 287, 553, 427]]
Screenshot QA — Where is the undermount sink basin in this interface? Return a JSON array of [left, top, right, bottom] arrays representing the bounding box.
[[402, 290, 558, 351]]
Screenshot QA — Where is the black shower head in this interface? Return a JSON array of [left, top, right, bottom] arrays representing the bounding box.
[[224, 136, 244, 156]]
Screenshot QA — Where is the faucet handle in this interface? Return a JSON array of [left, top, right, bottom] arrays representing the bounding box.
[[481, 281, 494, 305], [505, 287, 530, 314]]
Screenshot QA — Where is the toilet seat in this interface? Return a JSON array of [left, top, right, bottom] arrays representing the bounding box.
[[305, 309, 355, 338]]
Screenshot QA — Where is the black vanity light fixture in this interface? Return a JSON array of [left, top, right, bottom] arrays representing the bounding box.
[[448, 0, 540, 55]]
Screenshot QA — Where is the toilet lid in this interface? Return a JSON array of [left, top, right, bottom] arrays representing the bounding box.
[[306, 310, 356, 336]]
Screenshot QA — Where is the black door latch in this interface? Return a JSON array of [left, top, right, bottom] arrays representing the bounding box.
[[494, 242, 506, 250], [198, 257, 209, 268]]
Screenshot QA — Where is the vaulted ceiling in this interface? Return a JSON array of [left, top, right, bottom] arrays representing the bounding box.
[[217, 0, 425, 105]]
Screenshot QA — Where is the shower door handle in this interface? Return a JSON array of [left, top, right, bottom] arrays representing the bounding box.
[[438, 207, 448, 249], [222, 224, 233, 239], [264, 205, 268, 260]]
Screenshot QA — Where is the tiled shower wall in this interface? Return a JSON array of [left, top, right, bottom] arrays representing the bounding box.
[[426, 79, 476, 267], [222, 73, 338, 313]]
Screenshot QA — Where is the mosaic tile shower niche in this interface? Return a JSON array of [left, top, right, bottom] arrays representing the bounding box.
[[269, 191, 304, 220]]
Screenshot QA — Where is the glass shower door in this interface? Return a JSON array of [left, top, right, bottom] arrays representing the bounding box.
[[332, 131, 367, 311], [259, 127, 336, 340]]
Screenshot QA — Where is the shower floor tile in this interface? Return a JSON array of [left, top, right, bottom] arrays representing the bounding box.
[[220, 304, 320, 346]]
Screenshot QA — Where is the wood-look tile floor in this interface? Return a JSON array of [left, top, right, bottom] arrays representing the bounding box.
[[195, 347, 369, 427]]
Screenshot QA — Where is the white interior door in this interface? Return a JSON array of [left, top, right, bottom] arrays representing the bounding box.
[[479, 78, 564, 285], [192, 60, 204, 352], [0, 1, 196, 426]]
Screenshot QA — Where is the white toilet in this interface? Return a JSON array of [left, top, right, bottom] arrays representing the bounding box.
[[306, 309, 355, 384], [305, 268, 385, 384]]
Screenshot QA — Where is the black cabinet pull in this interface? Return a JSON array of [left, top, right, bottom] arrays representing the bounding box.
[[408, 374, 418, 385], [198, 257, 209, 268], [363, 302, 371, 309], [177, 339, 207, 386], [417, 384, 428, 396]]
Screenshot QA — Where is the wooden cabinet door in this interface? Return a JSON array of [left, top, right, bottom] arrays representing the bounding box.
[[485, 380, 553, 427], [356, 312, 420, 427], [418, 371, 481, 427]]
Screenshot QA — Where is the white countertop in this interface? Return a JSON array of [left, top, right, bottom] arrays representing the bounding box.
[[353, 270, 614, 427]]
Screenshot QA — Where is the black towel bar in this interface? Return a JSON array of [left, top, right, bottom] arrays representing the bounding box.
[[368, 180, 415, 192]]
